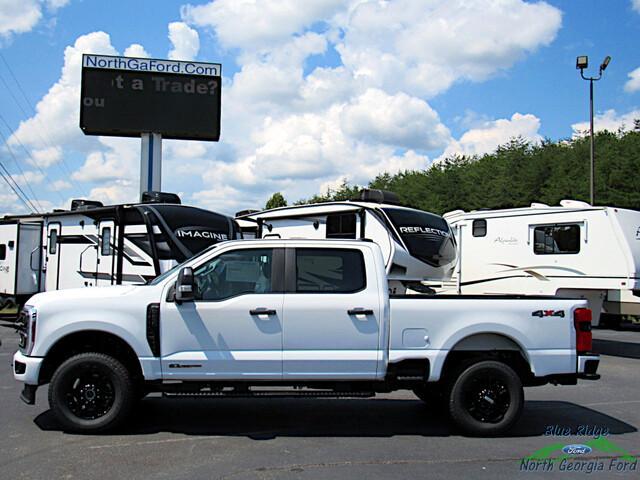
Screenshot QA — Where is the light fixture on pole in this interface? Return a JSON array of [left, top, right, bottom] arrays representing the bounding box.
[[577, 55, 611, 206]]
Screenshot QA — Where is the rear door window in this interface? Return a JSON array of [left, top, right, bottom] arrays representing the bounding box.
[[295, 248, 365, 293]]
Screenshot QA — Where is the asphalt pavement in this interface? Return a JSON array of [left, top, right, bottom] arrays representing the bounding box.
[[0, 326, 638, 479]]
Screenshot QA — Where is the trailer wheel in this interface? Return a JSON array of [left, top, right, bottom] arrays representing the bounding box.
[[447, 360, 523, 436], [48, 352, 134, 433]]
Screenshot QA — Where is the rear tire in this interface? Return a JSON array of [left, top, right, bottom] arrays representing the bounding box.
[[48, 352, 134, 433], [447, 360, 523, 436]]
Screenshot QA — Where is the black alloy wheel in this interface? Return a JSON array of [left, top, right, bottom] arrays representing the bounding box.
[[49, 352, 134, 432], [447, 360, 524, 436], [63, 367, 116, 420]]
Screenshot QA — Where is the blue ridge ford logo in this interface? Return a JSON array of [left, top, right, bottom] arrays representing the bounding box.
[[562, 444, 593, 455]]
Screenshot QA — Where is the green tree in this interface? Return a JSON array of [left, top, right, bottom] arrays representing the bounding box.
[[265, 192, 287, 209], [286, 127, 640, 213]]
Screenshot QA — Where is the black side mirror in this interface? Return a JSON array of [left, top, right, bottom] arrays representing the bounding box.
[[175, 266, 195, 304]]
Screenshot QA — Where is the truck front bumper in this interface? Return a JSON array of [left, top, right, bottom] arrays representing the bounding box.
[[577, 354, 600, 380], [13, 351, 43, 399]]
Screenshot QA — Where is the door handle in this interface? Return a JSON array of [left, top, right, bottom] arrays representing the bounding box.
[[348, 308, 374, 316], [250, 308, 277, 316]]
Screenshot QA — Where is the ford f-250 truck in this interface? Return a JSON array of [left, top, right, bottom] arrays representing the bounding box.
[[13, 239, 600, 435]]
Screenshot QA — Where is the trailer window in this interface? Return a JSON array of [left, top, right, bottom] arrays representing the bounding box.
[[534, 225, 580, 254], [101, 227, 112, 255], [326, 213, 357, 239], [49, 230, 58, 254], [295, 249, 365, 293], [472, 219, 487, 237], [0, 244, 5, 260]]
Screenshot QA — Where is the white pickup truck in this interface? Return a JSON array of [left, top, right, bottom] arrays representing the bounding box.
[[13, 239, 600, 436]]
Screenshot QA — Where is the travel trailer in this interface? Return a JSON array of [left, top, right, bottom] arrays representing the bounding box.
[[236, 189, 458, 294], [441, 200, 640, 326], [0, 192, 241, 316]]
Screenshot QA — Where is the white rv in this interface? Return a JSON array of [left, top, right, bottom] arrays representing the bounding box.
[[0, 192, 241, 317], [236, 190, 458, 293], [441, 200, 640, 325]]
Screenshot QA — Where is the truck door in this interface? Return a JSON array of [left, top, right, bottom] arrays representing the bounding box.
[[159, 247, 284, 379], [282, 247, 381, 379], [96, 220, 116, 286], [44, 223, 61, 291]]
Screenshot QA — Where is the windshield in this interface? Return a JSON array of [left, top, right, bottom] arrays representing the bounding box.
[[383, 208, 457, 268]]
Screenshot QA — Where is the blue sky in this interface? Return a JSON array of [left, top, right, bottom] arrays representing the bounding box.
[[0, 0, 639, 215]]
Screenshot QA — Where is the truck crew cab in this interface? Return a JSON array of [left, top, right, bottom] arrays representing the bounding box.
[[13, 239, 599, 436]]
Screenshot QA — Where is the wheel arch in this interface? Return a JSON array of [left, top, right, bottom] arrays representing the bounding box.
[[438, 332, 533, 384], [38, 330, 143, 385]]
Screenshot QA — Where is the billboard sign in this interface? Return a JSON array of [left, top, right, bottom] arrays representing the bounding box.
[[80, 54, 222, 141]]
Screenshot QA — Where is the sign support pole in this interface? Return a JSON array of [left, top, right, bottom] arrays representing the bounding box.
[[140, 133, 162, 198]]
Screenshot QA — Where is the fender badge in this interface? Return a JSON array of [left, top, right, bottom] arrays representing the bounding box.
[[532, 310, 565, 318]]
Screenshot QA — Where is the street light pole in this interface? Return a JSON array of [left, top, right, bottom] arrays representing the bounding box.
[[589, 78, 594, 206], [576, 55, 611, 206]]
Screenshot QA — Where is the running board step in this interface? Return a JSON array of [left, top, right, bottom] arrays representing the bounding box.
[[163, 390, 375, 399]]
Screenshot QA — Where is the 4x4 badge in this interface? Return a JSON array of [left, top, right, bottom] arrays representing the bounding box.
[[532, 310, 565, 318]]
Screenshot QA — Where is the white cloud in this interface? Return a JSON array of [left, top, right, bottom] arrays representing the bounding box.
[[181, 0, 344, 50], [183, 0, 562, 209], [0, 0, 72, 39], [30, 146, 62, 168], [0, 0, 41, 38], [124, 43, 150, 58], [439, 113, 543, 160], [9, 31, 117, 148], [340, 89, 451, 150], [87, 179, 138, 205], [48, 179, 71, 191], [72, 136, 138, 183], [8, 1, 566, 213], [15, 170, 44, 186], [624, 67, 640, 93], [633, 0, 640, 13], [45, 0, 70, 10], [167, 21, 199, 60], [571, 109, 640, 136], [337, 0, 562, 97]]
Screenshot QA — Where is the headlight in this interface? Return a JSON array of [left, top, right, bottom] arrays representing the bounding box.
[[17, 307, 37, 355]]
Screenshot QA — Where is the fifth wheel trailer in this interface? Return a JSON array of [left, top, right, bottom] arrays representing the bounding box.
[[0, 192, 241, 317], [235, 189, 458, 294], [440, 200, 640, 326]]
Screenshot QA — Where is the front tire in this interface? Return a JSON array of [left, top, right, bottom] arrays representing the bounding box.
[[48, 352, 134, 433], [447, 360, 523, 436]]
